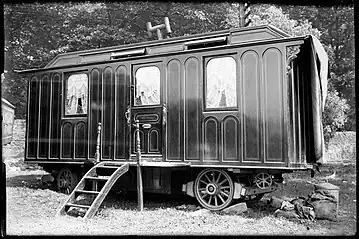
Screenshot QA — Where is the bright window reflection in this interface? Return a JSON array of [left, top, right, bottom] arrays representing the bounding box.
[[65, 73, 88, 115], [135, 66, 160, 106], [206, 57, 236, 108]]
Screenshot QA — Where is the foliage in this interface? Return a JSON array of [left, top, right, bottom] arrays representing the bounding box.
[[2, 2, 355, 132], [322, 88, 350, 144], [3, 1, 231, 118], [281, 4, 355, 131], [242, 4, 320, 38]]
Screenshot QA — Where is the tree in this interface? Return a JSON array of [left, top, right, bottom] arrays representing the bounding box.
[[281, 4, 355, 131], [225, 3, 321, 38]]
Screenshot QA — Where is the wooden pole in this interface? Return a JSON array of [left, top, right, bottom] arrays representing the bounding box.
[[95, 122, 101, 163], [135, 120, 144, 211]]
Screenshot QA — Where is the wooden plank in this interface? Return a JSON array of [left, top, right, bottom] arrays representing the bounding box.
[[84, 163, 129, 219], [56, 162, 103, 216], [65, 203, 90, 209], [85, 176, 109, 180], [75, 190, 100, 195]]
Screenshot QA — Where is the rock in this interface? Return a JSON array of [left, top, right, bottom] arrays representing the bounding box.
[[188, 209, 211, 217], [41, 174, 54, 183], [281, 201, 295, 211], [279, 196, 294, 202], [274, 209, 300, 219], [222, 202, 247, 214], [269, 196, 284, 209], [176, 204, 187, 210], [187, 204, 198, 211]]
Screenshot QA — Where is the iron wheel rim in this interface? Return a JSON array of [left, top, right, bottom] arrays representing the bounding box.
[[57, 168, 75, 194], [194, 169, 234, 210]]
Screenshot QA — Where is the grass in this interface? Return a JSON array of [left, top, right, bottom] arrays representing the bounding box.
[[3, 120, 357, 235], [4, 162, 356, 235]]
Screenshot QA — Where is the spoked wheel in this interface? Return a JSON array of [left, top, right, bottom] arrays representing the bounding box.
[[56, 167, 78, 194], [194, 168, 234, 211], [254, 172, 273, 189]]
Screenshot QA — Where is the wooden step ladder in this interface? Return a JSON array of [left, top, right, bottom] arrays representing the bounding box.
[[56, 162, 130, 219]]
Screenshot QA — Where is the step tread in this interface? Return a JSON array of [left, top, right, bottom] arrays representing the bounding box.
[[65, 203, 91, 209], [97, 166, 120, 170], [75, 189, 100, 194], [85, 176, 110, 180]]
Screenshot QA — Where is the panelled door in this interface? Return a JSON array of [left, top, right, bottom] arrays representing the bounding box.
[[128, 61, 165, 157], [202, 55, 241, 162]]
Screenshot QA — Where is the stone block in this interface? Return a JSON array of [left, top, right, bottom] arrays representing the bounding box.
[[222, 202, 247, 214]]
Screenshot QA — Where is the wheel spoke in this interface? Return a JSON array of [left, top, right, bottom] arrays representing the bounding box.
[[207, 195, 213, 205], [199, 179, 208, 185], [218, 194, 225, 204], [218, 178, 228, 186], [199, 188, 207, 195], [200, 192, 209, 199], [204, 174, 212, 183], [215, 172, 222, 183], [220, 190, 229, 198], [214, 196, 218, 206]]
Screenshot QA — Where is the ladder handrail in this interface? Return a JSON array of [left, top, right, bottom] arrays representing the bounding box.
[[56, 162, 129, 218]]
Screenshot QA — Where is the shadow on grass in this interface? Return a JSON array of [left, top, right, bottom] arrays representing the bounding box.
[[6, 173, 50, 190]]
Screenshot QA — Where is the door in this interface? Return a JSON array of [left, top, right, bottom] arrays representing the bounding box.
[[128, 62, 165, 158], [202, 55, 240, 162]]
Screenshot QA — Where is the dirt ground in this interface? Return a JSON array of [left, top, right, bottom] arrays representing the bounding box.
[[2, 120, 357, 235]]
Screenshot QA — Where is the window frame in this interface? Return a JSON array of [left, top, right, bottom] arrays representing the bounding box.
[[204, 55, 238, 111], [132, 63, 162, 108], [63, 72, 89, 117]]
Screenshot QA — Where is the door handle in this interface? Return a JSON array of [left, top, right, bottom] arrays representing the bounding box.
[[125, 107, 131, 126]]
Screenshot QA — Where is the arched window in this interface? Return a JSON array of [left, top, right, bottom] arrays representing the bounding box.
[[206, 57, 236, 108], [134, 66, 160, 106], [65, 73, 88, 115]]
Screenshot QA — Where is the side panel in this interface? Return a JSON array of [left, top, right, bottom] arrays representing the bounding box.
[[49, 73, 62, 158], [61, 122, 73, 158], [263, 48, 284, 162], [242, 50, 261, 162], [184, 57, 201, 161], [75, 121, 87, 158], [102, 67, 115, 159], [38, 74, 51, 158], [203, 117, 219, 160], [223, 116, 240, 161], [166, 59, 183, 161], [115, 65, 129, 159], [27, 76, 39, 158], [89, 68, 102, 159]]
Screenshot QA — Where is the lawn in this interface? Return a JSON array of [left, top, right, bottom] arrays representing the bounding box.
[[3, 120, 357, 235]]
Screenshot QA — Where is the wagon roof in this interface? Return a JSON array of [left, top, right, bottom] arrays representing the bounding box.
[[17, 25, 296, 73]]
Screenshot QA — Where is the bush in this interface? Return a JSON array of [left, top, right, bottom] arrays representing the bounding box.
[[323, 89, 350, 144]]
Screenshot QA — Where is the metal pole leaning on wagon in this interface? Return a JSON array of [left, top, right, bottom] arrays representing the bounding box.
[[135, 120, 144, 211]]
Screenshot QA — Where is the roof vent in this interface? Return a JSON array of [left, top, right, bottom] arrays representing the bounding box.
[[110, 48, 146, 60], [185, 36, 228, 50]]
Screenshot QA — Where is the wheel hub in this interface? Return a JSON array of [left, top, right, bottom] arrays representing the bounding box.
[[206, 183, 218, 195]]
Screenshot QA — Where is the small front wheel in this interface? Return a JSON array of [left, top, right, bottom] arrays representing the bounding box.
[[194, 168, 234, 211], [56, 167, 78, 194]]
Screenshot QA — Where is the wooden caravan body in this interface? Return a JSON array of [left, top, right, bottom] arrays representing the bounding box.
[[19, 25, 328, 210]]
